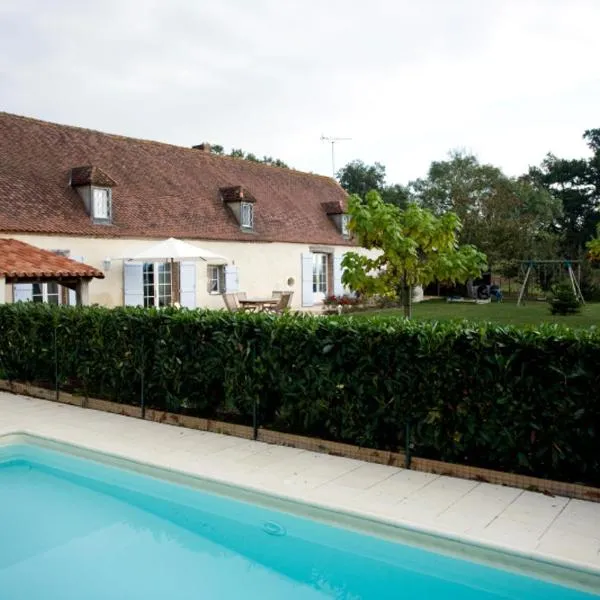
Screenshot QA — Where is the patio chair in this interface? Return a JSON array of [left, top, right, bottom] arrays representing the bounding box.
[[222, 292, 240, 312], [272, 290, 283, 300], [270, 291, 293, 313]]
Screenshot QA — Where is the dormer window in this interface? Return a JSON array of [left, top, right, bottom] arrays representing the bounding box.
[[240, 202, 254, 229], [220, 185, 257, 232], [92, 188, 111, 221], [70, 165, 116, 225], [321, 200, 350, 238], [341, 214, 351, 237]]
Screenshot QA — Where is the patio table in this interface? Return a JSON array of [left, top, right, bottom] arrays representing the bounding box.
[[239, 298, 279, 312]]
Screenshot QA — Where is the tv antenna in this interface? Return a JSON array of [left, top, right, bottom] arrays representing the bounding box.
[[320, 135, 352, 178]]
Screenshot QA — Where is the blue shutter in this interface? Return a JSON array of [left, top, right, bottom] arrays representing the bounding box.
[[13, 283, 32, 302], [224, 265, 239, 292], [123, 262, 144, 306], [179, 261, 196, 308], [301, 253, 314, 307]]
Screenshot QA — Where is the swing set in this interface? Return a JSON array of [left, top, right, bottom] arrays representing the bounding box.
[[516, 260, 585, 306]]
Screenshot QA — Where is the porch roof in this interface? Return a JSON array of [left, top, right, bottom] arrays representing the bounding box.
[[0, 239, 104, 282]]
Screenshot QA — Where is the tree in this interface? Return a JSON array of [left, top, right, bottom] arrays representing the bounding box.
[[380, 183, 410, 209], [337, 160, 386, 197], [587, 224, 600, 261], [262, 156, 289, 168], [341, 191, 487, 317], [210, 145, 289, 168], [337, 160, 410, 208], [410, 151, 562, 269], [547, 281, 581, 316], [528, 129, 600, 257], [410, 151, 495, 215]]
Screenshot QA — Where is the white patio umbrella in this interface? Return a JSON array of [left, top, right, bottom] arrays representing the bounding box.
[[119, 237, 227, 264], [115, 238, 228, 308]]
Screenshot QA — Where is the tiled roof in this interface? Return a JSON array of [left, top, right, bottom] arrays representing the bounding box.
[[0, 112, 351, 245], [70, 166, 117, 187], [219, 185, 257, 204], [0, 239, 105, 279], [321, 200, 345, 215]]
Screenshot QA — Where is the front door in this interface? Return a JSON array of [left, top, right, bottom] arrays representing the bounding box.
[[143, 262, 173, 307]]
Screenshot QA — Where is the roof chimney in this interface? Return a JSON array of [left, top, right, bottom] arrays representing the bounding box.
[[192, 142, 211, 153]]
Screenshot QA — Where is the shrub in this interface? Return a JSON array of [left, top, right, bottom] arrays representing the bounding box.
[[548, 281, 581, 315], [323, 295, 359, 306], [0, 303, 599, 485]]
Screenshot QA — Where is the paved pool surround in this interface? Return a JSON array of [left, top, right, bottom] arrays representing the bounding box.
[[1, 391, 599, 592]]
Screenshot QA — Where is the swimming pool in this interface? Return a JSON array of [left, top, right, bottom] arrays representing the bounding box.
[[0, 436, 598, 599]]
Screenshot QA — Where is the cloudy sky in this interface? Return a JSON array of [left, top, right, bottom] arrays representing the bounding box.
[[1, 0, 598, 184]]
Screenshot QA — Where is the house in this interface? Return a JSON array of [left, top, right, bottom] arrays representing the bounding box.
[[0, 112, 363, 309]]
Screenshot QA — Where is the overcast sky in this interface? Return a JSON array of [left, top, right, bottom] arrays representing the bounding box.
[[1, 0, 598, 184]]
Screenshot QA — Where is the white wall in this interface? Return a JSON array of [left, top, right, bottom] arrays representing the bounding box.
[[0, 234, 369, 309]]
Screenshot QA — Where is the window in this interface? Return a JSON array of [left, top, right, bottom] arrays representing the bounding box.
[[240, 202, 254, 229], [143, 262, 172, 307], [312, 253, 328, 301], [32, 282, 60, 305], [92, 188, 111, 221], [341, 214, 351, 237], [208, 265, 225, 293]]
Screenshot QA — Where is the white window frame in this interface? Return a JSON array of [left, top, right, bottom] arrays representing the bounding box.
[[240, 202, 254, 229], [92, 187, 111, 221], [32, 281, 61, 305], [208, 265, 225, 294], [312, 253, 328, 296], [143, 262, 172, 308], [341, 214, 351, 237]]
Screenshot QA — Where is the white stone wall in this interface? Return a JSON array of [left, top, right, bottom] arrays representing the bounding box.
[[0, 234, 371, 309]]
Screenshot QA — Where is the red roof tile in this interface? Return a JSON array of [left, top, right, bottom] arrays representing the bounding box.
[[321, 200, 345, 215], [70, 165, 117, 187], [0, 112, 351, 245], [219, 185, 258, 204], [0, 239, 104, 279]]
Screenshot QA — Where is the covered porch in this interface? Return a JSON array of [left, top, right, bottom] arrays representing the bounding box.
[[0, 239, 104, 306]]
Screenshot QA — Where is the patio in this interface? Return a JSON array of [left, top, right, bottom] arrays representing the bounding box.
[[0, 390, 599, 586]]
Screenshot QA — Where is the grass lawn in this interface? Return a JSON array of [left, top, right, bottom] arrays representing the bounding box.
[[348, 299, 600, 328]]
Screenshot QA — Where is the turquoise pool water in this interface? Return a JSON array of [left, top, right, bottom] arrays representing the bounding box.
[[0, 442, 597, 600]]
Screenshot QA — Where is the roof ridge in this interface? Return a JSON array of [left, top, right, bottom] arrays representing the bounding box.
[[0, 111, 342, 184]]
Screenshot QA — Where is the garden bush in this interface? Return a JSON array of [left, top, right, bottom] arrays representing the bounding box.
[[0, 303, 599, 485], [548, 281, 582, 315]]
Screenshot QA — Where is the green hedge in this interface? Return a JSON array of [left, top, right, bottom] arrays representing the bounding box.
[[0, 303, 599, 485]]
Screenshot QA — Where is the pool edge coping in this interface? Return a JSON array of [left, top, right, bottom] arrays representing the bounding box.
[[2, 378, 598, 504], [1, 429, 599, 595]]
